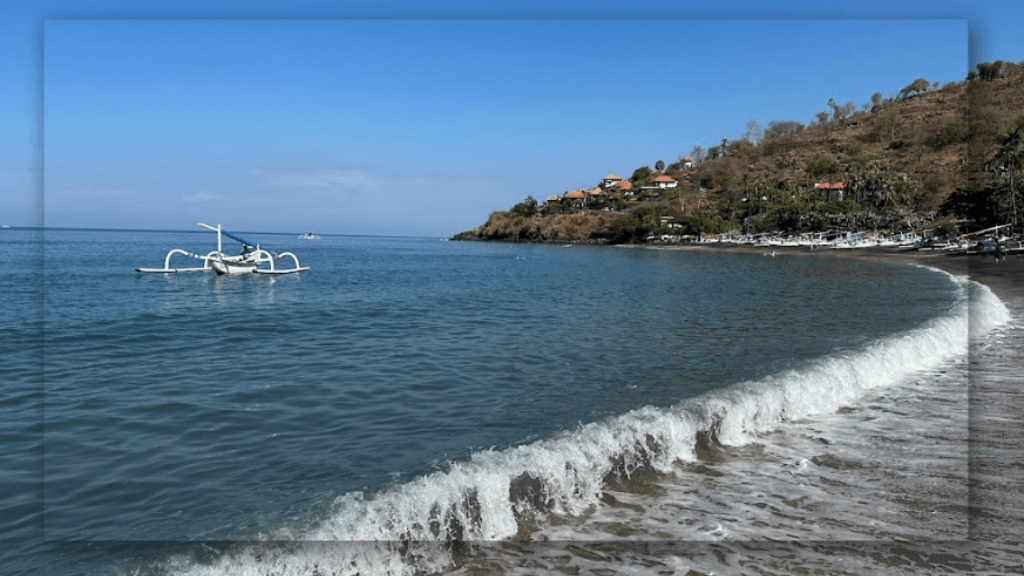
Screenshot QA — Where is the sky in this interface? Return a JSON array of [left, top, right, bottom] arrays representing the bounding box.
[[2, 1, 1024, 237]]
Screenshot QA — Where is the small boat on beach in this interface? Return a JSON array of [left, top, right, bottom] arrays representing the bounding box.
[[136, 223, 310, 275], [299, 232, 321, 240]]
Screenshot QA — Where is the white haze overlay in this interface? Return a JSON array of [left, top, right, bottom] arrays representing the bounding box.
[[163, 271, 1011, 576]]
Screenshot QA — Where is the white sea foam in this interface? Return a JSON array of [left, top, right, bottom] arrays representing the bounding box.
[[167, 275, 1010, 576]]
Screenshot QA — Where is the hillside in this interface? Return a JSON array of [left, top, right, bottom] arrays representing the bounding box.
[[454, 60, 1024, 244]]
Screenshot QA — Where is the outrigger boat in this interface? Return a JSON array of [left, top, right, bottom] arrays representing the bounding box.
[[136, 223, 309, 275]]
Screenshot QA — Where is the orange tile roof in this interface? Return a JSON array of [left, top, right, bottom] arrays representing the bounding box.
[[603, 174, 622, 180], [653, 175, 676, 182], [618, 180, 633, 190], [588, 187, 603, 195], [564, 191, 584, 198]]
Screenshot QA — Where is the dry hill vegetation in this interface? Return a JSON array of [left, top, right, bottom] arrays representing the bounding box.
[[455, 60, 1024, 243]]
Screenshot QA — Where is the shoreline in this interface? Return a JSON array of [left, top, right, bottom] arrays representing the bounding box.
[[647, 242, 1024, 302]]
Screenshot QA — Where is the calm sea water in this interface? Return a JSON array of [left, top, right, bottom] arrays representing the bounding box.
[[0, 228, 1016, 575]]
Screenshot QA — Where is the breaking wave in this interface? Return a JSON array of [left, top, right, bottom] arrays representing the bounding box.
[[165, 274, 1010, 576]]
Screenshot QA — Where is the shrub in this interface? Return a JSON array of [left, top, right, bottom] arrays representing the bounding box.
[[806, 157, 841, 178], [822, 199, 862, 214]]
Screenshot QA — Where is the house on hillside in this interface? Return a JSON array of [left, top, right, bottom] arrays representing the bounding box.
[[641, 176, 679, 195], [653, 175, 678, 189], [564, 190, 586, 208], [813, 182, 845, 202], [602, 174, 623, 188], [661, 216, 683, 229]]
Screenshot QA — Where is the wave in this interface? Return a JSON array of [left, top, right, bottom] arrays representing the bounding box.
[[165, 275, 1010, 576]]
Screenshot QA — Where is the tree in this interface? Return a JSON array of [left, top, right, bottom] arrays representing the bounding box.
[[684, 212, 724, 236], [871, 91, 883, 109], [839, 101, 857, 121], [744, 119, 763, 144], [764, 120, 803, 140], [995, 120, 1024, 228], [510, 195, 538, 216], [893, 181, 927, 209], [815, 111, 830, 125], [655, 159, 665, 172], [939, 186, 1003, 229], [689, 145, 706, 192], [630, 166, 654, 187], [806, 157, 841, 179], [609, 205, 663, 242], [976, 61, 1005, 81], [827, 98, 840, 121], [880, 108, 899, 142], [689, 145, 706, 164], [899, 77, 930, 99]]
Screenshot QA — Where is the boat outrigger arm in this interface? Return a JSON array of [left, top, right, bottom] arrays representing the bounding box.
[[135, 223, 310, 275]]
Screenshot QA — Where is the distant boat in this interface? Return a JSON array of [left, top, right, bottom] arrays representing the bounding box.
[[299, 232, 321, 240], [1, 225, 9, 229]]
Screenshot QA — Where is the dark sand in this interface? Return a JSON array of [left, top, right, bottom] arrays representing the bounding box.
[[651, 242, 1023, 301]]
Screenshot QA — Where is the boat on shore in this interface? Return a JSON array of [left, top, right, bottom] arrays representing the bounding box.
[[136, 223, 310, 275]]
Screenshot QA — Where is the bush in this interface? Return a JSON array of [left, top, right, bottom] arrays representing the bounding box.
[[608, 205, 662, 243], [630, 166, 654, 187], [927, 121, 966, 149], [684, 213, 721, 235], [935, 221, 958, 237], [850, 156, 873, 171], [764, 120, 804, 140], [894, 181, 927, 208], [806, 157, 841, 178], [822, 199, 862, 214]]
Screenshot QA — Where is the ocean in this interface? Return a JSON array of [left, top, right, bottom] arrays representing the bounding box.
[[0, 227, 1019, 575]]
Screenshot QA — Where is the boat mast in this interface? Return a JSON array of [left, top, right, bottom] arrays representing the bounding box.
[[197, 222, 224, 254]]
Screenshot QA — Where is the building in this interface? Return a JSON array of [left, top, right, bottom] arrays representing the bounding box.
[[602, 174, 623, 188], [563, 190, 585, 207], [813, 182, 845, 202], [652, 175, 678, 189]]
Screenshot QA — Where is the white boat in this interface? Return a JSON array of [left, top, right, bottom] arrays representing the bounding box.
[[136, 223, 309, 275], [209, 252, 261, 275], [299, 232, 321, 240]]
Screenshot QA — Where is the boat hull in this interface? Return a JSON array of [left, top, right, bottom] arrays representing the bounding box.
[[211, 259, 258, 275]]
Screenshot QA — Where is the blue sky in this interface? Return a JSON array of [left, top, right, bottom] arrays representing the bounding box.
[[3, 1, 1024, 236]]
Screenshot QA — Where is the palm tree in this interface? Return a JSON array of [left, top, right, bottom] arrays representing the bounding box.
[[996, 121, 1024, 229]]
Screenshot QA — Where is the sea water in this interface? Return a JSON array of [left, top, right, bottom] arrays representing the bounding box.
[[0, 228, 1017, 575]]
